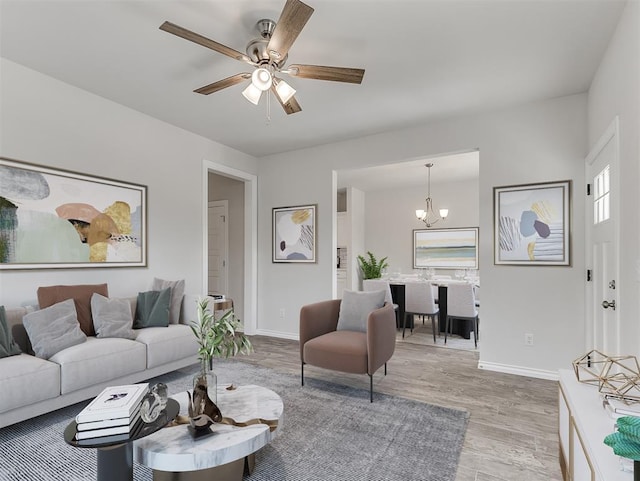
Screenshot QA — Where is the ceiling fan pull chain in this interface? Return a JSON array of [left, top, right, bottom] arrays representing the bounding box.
[[266, 90, 272, 124]]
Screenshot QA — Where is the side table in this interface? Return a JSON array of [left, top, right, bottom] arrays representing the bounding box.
[[64, 398, 179, 481]]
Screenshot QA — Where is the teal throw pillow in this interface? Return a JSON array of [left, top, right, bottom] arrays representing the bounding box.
[[134, 287, 171, 328], [0, 306, 22, 358]]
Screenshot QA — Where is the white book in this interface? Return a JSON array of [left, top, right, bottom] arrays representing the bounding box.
[[606, 397, 640, 417], [77, 405, 141, 431], [75, 412, 143, 440], [75, 383, 148, 424]]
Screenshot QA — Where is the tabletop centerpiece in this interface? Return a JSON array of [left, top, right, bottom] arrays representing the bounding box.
[[188, 298, 253, 435]]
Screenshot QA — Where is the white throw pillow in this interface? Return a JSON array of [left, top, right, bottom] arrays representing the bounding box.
[[23, 298, 87, 359], [91, 293, 136, 340], [152, 278, 185, 324], [336, 290, 386, 333]]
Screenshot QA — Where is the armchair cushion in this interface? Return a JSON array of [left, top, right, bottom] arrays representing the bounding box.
[[336, 290, 385, 333]]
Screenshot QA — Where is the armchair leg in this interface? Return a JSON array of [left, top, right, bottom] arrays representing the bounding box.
[[301, 362, 305, 386], [384, 363, 387, 376], [369, 374, 373, 403]]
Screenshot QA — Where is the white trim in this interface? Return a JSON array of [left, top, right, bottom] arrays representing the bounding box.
[[477, 361, 559, 381], [202, 160, 258, 335], [254, 328, 300, 341]]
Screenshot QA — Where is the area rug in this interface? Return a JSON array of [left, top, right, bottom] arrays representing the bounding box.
[[0, 360, 469, 481]]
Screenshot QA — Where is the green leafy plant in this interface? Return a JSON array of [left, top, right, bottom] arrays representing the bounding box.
[[190, 298, 253, 370], [357, 251, 389, 280]]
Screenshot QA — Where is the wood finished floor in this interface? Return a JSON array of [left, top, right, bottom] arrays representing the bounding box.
[[235, 334, 562, 481]]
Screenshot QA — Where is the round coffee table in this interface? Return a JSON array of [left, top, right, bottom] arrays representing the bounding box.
[[64, 398, 179, 481], [134, 385, 284, 481]]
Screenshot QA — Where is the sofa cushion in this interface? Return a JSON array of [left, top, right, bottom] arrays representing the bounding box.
[[22, 299, 87, 359], [303, 330, 368, 374], [37, 283, 108, 336], [336, 289, 386, 333], [134, 287, 171, 329], [49, 337, 146, 394], [0, 306, 22, 358], [90, 293, 136, 340], [134, 324, 197, 368], [0, 354, 60, 414], [152, 278, 185, 324]]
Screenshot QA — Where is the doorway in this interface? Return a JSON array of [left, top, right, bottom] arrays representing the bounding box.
[[585, 117, 620, 355], [204, 160, 257, 335]]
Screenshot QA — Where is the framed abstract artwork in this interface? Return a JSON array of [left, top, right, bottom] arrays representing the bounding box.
[[0, 157, 147, 270], [493, 180, 571, 266], [272, 204, 317, 263], [413, 227, 479, 269]]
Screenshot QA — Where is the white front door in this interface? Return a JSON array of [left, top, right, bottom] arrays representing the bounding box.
[[585, 118, 620, 355], [208, 200, 228, 296]]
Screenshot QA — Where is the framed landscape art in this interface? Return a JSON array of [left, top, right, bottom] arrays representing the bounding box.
[[493, 180, 571, 266], [0, 157, 147, 270], [272, 204, 317, 263], [413, 227, 479, 269]]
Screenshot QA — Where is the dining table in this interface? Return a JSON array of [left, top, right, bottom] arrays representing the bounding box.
[[388, 276, 479, 340]]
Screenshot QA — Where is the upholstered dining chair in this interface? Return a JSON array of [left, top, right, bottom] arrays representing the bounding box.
[[299, 292, 396, 402], [403, 282, 439, 341], [362, 279, 399, 323], [445, 283, 479, 348]]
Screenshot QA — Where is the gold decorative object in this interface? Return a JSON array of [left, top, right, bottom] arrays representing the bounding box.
[[573, 350, 640, 402], [573, 350, 613, 385]]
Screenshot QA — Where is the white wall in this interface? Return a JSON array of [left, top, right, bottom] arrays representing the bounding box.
[[0, 59, 258, 316], [363, 178, 480, 274], [587, 1, 640, 358], [259, 93, 587, 377], [208, 173, 245, 321]]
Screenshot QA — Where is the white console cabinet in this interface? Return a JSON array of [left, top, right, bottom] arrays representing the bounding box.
[[558, 369, 632, 481]]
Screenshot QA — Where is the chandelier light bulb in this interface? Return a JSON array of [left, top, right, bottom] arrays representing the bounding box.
[[252, 68, 273, 91]]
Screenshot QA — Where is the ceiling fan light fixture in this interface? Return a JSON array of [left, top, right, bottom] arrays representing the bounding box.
[[252, 67, 273, 91], [274, 78, 296, 103], [242, 82, 263, 105]]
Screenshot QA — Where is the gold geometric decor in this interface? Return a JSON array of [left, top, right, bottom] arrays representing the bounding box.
[[573, 350, 640, 402], [573, 350, 615, 385]]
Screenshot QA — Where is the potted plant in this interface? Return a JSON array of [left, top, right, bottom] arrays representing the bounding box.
[[357, 251, 389, 279], [189, 298, 253, 412]]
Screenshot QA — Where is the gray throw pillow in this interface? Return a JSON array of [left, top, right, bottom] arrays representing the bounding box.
[[134, 287, 171, 328], [22, 299, 87, 359], [151, 278, 185, 324], [0, 306, 22, 358], [91, 293, 136, 340], [336, 289, 386, 333]]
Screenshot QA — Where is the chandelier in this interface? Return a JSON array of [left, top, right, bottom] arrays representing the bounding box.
[[415, 163, 449, 228]]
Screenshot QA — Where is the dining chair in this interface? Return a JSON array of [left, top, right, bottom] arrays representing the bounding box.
[[403, 281, 439, 341], [363, 279, 399, 322], [445, 283, 479, 348]]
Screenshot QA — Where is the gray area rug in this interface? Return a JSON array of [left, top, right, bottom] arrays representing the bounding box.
[[0, 360, 469, 481]]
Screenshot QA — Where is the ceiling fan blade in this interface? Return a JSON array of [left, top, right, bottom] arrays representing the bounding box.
[[194, 73, 251, 95], [271, 85, 302, 114], [287, 64, 365, 84], [266, 0, 314, 62], [160, 21, 252, 64]]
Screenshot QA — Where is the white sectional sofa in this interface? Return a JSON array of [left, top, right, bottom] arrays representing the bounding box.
[[0, 292, 207, 429]]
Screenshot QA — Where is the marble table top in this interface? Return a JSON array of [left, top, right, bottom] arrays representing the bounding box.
[[133, 385, 284, 472]]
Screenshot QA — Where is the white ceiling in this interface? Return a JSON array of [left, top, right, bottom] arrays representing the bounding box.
[[0, 0, 625, 161]]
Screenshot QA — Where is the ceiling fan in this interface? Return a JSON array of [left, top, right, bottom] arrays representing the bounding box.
[[160, 0, 365, 115]]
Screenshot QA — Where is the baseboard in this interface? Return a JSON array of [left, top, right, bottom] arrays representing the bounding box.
[[254, 328, 299, 341], [477, 360, 559, 381]]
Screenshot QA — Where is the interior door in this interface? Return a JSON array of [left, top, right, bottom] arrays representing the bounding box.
[[585, 118, 619, 355], [208, 200, 228, 296]]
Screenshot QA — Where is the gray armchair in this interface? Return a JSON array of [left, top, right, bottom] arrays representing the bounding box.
[[299, 299, 396, 402]]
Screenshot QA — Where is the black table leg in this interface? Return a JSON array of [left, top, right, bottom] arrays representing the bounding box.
[[97, 443, 133, 481]]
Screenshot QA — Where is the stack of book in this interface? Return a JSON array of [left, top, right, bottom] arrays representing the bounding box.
[[602, 396, 640, 420], [74, 383, 149, 444]]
